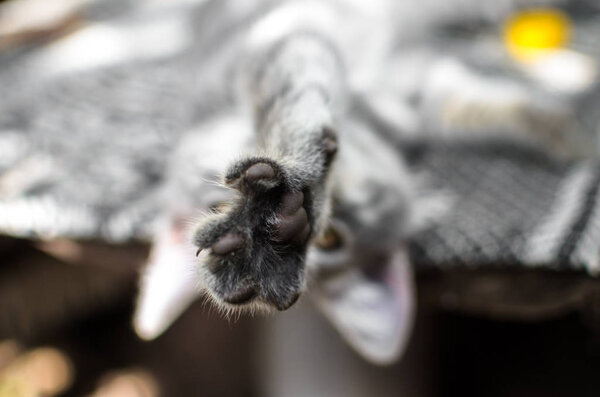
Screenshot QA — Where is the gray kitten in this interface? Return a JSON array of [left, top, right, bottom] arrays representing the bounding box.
[[135, 0, 422, 364], [0, 0, 597, 365], [134, 0, 579, 364]]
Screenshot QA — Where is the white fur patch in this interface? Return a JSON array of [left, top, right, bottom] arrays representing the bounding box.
[[246, 1, 336, 50], [522, 49, 597, 94], [312, 246, 416, 365], [134, 229, 200, 340]]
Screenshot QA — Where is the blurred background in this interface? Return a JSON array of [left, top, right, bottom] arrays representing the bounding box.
[[2, 0, 600, 396]]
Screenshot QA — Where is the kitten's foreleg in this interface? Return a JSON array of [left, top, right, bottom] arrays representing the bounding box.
[[193, 26, 347, 311], [244, 30, 345, 230]]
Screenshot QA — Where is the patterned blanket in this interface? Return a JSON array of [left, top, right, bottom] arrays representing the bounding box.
[[2, 0, 600, 275]]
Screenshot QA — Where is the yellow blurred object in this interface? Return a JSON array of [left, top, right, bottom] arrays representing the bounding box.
[[504, 8, 572, 62], [0, 376, 37, 397], [90, 369, 159, 397], [0, 341, 22, 373], [0, 347, 74, 397]]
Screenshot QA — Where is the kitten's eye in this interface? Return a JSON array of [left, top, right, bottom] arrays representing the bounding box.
[[315, 225, 343, 250]]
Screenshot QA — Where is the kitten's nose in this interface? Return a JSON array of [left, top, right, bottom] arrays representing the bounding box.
[[223, 284, 257, 305]]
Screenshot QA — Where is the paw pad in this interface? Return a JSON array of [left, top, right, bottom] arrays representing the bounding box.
[[223, 283, 257, 305], [225, 160, 282, 192], [211, 232, 244, 255], [245, 162, 275, 181], [273, 191, 310, 245]]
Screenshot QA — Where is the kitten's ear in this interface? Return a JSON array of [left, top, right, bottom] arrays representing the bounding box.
[[311, 245, 416, 365], [133, 222, 201, 340]]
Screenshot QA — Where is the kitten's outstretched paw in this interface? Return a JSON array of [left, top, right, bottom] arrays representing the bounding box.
[[194, 158, 312, 311]]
